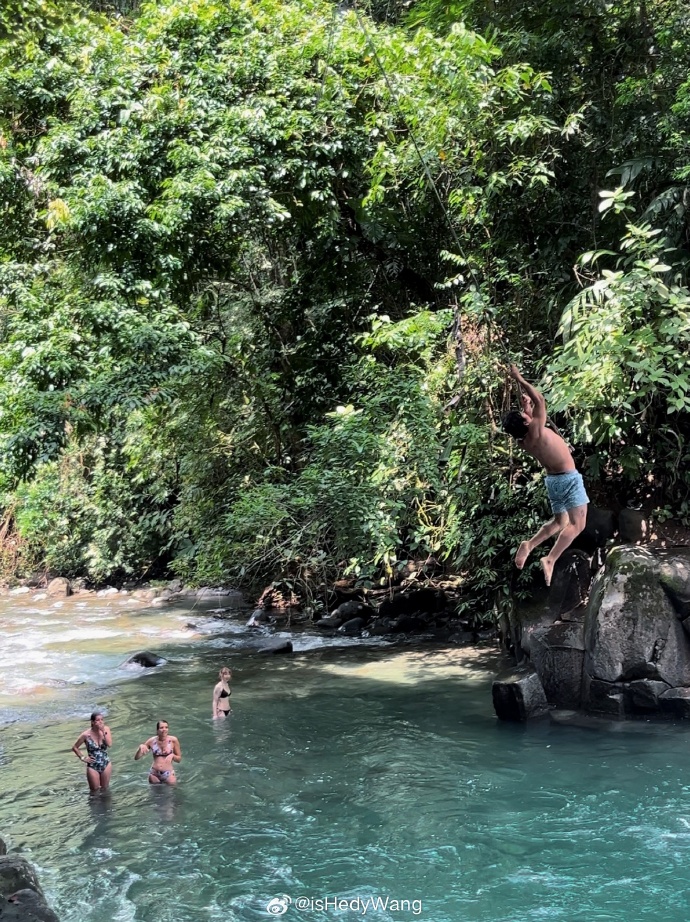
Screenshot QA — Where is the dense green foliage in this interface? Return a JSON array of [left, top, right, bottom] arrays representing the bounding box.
[[1, 0, 689, 609]]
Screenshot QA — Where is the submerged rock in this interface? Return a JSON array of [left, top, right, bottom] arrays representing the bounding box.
[[256, 639, 293, 655], [545, 549, 592, 620], [123, 651, 166, 668]]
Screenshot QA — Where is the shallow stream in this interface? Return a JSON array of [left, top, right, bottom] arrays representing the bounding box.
[[1, 592, 690, 921]]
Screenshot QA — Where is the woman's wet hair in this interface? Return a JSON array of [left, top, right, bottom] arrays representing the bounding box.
[[502, 410, 530, 440], [90, 711, 103, 722], [219, 667, 231, 678], [156, 720, 168, 731]]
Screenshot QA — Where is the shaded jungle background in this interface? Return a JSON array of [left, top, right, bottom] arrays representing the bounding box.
[[1, 0, 689, 614]]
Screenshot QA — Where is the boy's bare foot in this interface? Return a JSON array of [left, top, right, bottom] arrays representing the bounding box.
[[515, 541, 531, 569], [541, 556, 554, 587]]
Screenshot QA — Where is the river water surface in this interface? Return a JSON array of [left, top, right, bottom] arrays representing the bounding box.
[[1, 591, 690, 922]]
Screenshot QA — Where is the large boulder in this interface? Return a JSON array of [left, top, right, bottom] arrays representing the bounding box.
[[492, 663, 549, 721], [511, 545, 690, 719], [583, 547, 690, 690], [582, 546, 690, 714], [46, 577, 71, 597], [0, 856, 43, 899]]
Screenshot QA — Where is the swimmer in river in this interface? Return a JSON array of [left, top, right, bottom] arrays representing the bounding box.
[[501, 364, 589, 586], [212, 666, 232, 719], [134, 719, 181, 784], [72, 711, 112, 792]]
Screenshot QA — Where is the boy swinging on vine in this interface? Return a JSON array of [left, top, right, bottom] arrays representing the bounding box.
[[501, 364, 589, 586]]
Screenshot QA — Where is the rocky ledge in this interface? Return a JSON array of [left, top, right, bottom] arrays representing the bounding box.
[[494, 544, 690, 720], [0, 838, 59, 921]]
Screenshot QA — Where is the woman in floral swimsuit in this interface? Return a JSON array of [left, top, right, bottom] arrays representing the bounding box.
[[134, 720, 181, 784], [72, 712, 112, 791]]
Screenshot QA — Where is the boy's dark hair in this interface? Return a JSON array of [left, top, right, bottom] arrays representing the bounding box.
[[502, 410, 530, 440]]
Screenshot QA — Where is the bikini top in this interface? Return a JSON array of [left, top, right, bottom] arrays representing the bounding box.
[[219, 687, 231, 699], [151, 739, 174, 758], [85, 735, 108, 753]]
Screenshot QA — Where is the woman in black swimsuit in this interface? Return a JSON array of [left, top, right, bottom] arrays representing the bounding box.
[[134, 720, 181, 784], [72, 711, 112, 791], [212, 667, 232, 718]]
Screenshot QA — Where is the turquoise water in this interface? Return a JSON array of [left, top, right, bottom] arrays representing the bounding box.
[[1, 602, 690, 921]]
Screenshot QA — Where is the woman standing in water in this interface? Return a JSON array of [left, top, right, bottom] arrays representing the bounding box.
[[212, 666, 232, 718], [72, 712, 112, 792], [134, 720, 181, 784]]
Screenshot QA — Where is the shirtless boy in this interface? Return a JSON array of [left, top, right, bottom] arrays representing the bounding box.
[[502, 364, 589, 586]]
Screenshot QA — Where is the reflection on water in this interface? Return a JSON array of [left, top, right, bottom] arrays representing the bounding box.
[[2, 598, 690, 921]]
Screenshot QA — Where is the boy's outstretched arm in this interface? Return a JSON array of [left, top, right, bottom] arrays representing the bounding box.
[[508, 365, 546, 430]]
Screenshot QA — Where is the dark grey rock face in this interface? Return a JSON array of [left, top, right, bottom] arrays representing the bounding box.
[[659, 687, 690, 718], [546, 549, 593, 620], [499, 545, 690, 720], [492, 664, 549, 721], [582, 675, 625, 719], [0, 889, 60, 922], [529, 620, 585, 709], [583, 547, 690, 705]]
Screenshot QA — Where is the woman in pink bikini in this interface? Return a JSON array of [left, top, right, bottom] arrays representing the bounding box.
[[133, 720, 181, 784]]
